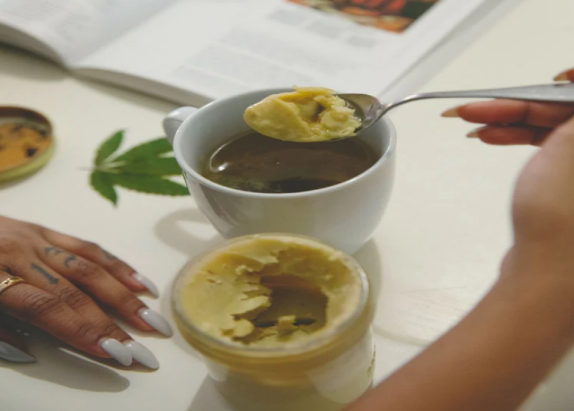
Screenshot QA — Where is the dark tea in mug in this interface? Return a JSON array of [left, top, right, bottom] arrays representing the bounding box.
[[201, 131, 377, 194]]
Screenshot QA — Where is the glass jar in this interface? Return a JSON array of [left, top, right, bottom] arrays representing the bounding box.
[[172, 233, 374, 411]]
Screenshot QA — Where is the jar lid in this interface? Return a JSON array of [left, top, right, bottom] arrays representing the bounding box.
[[0, 107, 55, 183]]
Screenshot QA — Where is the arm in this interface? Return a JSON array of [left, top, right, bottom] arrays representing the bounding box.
[[349, 250, 574, 411], [348, 68, 574, 411]]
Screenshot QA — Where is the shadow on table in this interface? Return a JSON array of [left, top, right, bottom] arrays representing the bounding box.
[[0, 44, 180, 115], [0, 45, 66, 81], [0, 161, 50, 190], [78, 77, 179, 115], [0, 175, 36, 190], [154, 208, 222, 359], [353, 238, 383, 297], [0, 44, 179, 114], [2, 330, 130, 392], [187, 377, 235, 411], [154, 208, 222, 258]]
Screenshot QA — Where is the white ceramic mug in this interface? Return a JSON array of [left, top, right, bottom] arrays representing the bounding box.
[[163, 88, 396, 254]]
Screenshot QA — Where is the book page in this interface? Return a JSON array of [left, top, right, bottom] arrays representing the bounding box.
[[0, 0, 175, 65], [76, 0, 490, 102]]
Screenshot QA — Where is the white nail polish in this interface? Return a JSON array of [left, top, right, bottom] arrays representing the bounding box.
[[0, 342, 36, 363], [124, 340, 159, 370], [139, 308, 173, 337], [100, 338, 132, 366], [132, 273, 160, 298]]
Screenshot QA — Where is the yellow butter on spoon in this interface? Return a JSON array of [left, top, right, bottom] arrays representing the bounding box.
[[244, 87, 361, 143]]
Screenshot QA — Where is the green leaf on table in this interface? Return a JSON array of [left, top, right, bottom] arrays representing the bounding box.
[[112, 138, 172, 163], [88, 132, 188, 206], [90, 171, 118, 206], [94, 130, 124, 166], [116, 157, 182, 176], [110, 174, 189, 196]]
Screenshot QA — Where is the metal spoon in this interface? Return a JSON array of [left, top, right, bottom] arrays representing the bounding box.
[[339, 82, 574, 136]]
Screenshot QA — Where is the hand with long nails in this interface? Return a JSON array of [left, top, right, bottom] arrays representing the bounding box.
[[0, 216, 171, 369], [442, 68, 574, 145]]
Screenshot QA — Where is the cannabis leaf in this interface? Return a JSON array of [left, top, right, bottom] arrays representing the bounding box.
[[111, 174, 189, 196], [90, 172, 118, 205], [94, 130, 124, 166], [113, 138, 173, 162], [116, 157, 182, 176], [89, 131, 188, 206]]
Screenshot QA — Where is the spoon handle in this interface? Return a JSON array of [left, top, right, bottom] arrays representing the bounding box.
[[384, 83, 574, 115]]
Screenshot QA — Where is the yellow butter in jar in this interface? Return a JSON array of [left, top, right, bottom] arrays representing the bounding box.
[[172, 233, 374, 411]]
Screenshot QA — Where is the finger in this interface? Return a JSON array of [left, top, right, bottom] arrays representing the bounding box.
[[443, 100, 574, 128], [468, 126, 552, 146], [35, 246, 171, 336], [554, 68, 574, 82], [41, 230, 159, 298], [14, 255, 134, 344], [2, 260, 131, 345], [0, 271, 132, 366], [0, 316, 35, 363]]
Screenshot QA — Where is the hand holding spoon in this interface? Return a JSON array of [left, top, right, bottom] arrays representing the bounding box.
[[339, 82, 574, 138]]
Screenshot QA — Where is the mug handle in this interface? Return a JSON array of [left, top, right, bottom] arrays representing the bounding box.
[[163, 106, 198, 145]]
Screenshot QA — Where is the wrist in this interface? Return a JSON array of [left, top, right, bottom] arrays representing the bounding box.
[[497, 245, 574, 335], [502, 242, 574, 284]]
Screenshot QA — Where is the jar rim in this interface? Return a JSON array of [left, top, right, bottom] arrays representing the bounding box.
[[171, 233, 371, 359]]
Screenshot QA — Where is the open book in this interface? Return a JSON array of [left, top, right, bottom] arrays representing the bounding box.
[[0, 0, 491, 107]]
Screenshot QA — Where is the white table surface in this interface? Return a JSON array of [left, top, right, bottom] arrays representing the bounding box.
[[1, 0, 574, 410]]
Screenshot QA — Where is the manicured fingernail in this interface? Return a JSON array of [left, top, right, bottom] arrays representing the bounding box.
[[100, 338, 132, 366], [554, 71, 570, 81], [0, 342, 36, 363], [133, 273, 160, 298], [441, 106, 461, 118], [467, 129, 481, 138], [139, 308, 173, 337], [124, 340, 159, 370]]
